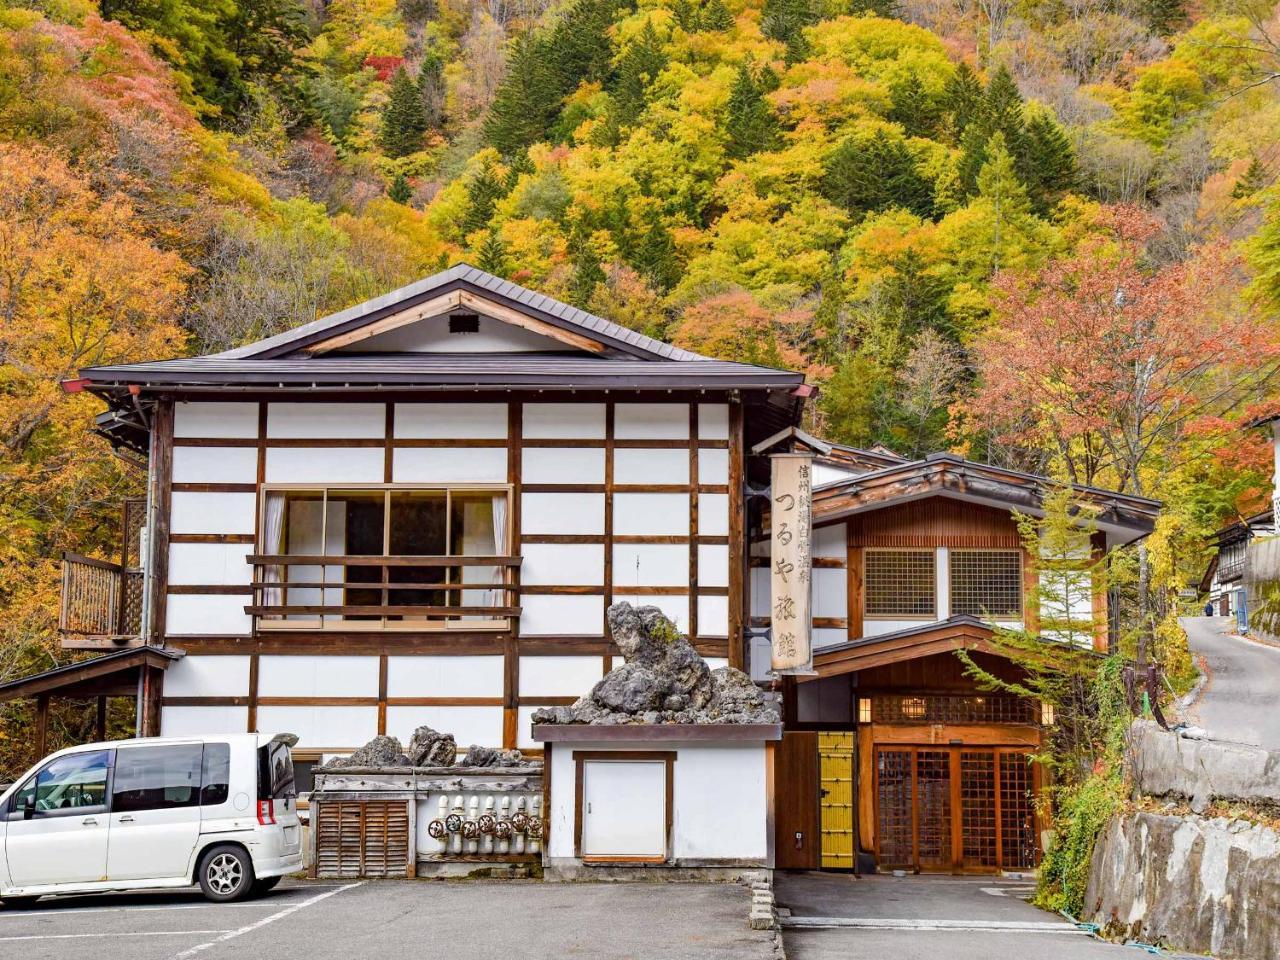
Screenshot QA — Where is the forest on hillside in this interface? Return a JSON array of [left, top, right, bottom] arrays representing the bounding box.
[[3, 0, 1280, 750]]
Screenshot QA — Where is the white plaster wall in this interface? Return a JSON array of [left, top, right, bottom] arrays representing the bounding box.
[[264, 447, 384, 483], [168, 542, 253, 586], [385, 706, 502, 747], [613, 448, 689, 485], [171, 492, 256, 535], [162, 656, 251, 698], [936, 545, 950, 620], [863, 619, 938, 637], [750, 567, 769, 617], [698, 494, 729, 537], [521, 544, 603, 585], [266, 402, 384, 438], [172, 446, 258, 484], [614, 403, 689, 439], [613, 593, 688, 633], [612, 543, 688, 588], [173, 401, 258, 439], [255, 706, 378, 747], [698, 404, 729, 439], [518, 656, 603, 698], [697, 595, 729, 637], [521, 493, 604, 535], [257, 655, 380, 698], [697, 448, 729, 485], [520, 595, 603, 635], [516, 706, 540, 749], [546, 742, 768, 861], [161, 706, 248, 737], [813, 462, 861, 488], [522, 448, 605, 485], [392, 447, 507, 483], [166, 595, 252, 635], [386, 656, 503, 698], [813, 567, 847, 620], [703, 657, 729, 671], [814, 627, 846, 649], [394, 403, 507, 438], [613, 493, 689, 537], [698, 544, 729, 588], [814, 523, 846, 559], [522, 403, 605, 439]]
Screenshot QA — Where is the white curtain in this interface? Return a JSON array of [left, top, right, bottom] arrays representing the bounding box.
[[262, 493, 286, 610], [486, 494, 508, 614]]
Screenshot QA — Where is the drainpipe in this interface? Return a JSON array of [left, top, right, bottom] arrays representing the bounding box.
[[138, 397, 159, 647]]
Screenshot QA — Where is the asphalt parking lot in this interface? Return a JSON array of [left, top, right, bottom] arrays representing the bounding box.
[[0, 879, 777, 960]]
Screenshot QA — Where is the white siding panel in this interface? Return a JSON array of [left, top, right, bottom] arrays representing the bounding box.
[[698, 493, 729, 537], [614, 403, 689, 439], [172, 446, 258, 484], [522, 403, 605, 439], [520, 595, 603, 635], [266, 402, 384, 439], [521, 544, 603, 586], [173, 401, 258, 439], [613, 594, 688, 633], [814, 628, 846, 649], [612, 543, 688, 588], [698, 404, 729, 439], [256, 706, 377, 748], [385, 707, 502, 748], [162, 656, 251, 698], [521, 493, 605, 535], [168, 542, 253, 586], [698, 543, 729, 588], [394, 403, 507, 439], [166, 595, 252, 635], [864, 619, 939, 636], [386, 656, 503, 698], [613, 493, 689, 537], [264, 447, 384, 483], [813, 567, 848, 619], [522, 447, 605, 485], [814, 522, 846, 559], [697, 448, 729, 485], [161, 706, 248, 737], [170, 491, 256, 535], [257, 655, 380, 698], [392, 447, 507, 483], [518, 656, 604, 698], [613, 448, 689, 485], [516, 706, 540, 749], [697, 595, 729, 637]]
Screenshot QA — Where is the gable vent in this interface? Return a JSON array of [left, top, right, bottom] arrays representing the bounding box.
[[449, 313, 480, 334]]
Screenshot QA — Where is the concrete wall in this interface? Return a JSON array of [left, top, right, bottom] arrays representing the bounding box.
[[1127, 720, 1280, 813]]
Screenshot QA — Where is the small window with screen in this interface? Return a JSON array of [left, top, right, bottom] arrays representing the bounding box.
[[864, 550, 936, 618], [949, 550, 1023, 618]]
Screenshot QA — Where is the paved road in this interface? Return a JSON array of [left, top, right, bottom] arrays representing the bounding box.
[[776, 873, 1201, 960], [0, 879, 775, 960], [1181, 615, 1280, 748]]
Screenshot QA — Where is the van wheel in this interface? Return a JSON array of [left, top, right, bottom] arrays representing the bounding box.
[[251, 876, 281, 896], [198, 845, 255, 903], [0, 896, 40, 910]]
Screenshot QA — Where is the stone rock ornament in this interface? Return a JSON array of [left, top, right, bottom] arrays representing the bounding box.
[[458, 744, 525, 767], [407, 725, 457, 767], [531, 602, 780, 726], [323, 735, 410, 768]]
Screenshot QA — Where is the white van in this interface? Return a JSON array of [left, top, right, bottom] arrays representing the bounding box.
[[0, 733, 303, 907]]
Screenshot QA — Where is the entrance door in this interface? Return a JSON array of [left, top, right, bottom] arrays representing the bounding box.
[[818, 733, 854, 869], [874, 746, 1037, 873], [107, 743, 204, 881], [4, 749, 112, 887]]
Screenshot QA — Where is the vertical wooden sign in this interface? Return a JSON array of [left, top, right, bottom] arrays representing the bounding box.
[[770, 452, 814, 674]]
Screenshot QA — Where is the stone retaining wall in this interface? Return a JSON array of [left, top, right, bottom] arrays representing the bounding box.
[[1127, 720, 1280, 813]]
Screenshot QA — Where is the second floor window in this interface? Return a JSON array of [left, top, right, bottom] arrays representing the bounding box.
[[864, 550, 936, 618], [949, 550, 1022, 619]]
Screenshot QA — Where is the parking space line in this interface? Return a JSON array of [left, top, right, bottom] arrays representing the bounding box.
[[1, 887, 350, 919], [171, 882, 363, 959], [0, 930, 232, 942], [782, 917, 1089, 934]]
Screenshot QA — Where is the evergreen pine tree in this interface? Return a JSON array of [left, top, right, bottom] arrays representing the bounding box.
[[957, 122, 990, 195], [943, 61, 983, 140], [725, 63, 780, 159], [848, 0, 897, 15], [984, 64, 1029, 173], [614, 21, 669, 125], [475, 229, 510, 276], [889, 72, 941, 140], [461, 160, 507, 237], [1233, 156, 1267, 200], [546, 0, 621, 94], [673, 0, 701, 32], [702, 0, 734, 31], [484, 34, 559, 155], [505, 150, 535, 190], [418, 48, 446, 128], [568, 220, 606, 306], [1141, 0, 1185, 35], [387, 172, 413, 204], [821, 132, 934, 220], [1024, 111, 1076, 213], [633, 212, 680, 292], [380, 67, 430, 158], [761, 0, 816, 62], [976, 131, 1032, 272]]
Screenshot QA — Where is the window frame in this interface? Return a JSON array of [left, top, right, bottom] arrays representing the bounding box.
[[255, 482, 513, 633], [5, 749, 115, 821], [111, 742, 205, 814], [862, 548, 938, 621], [948, 548, 1024, 621]]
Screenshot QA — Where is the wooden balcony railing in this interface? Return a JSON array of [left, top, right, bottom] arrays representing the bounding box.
[[246, 555, 522, 628], [60, 552, 144, 646]]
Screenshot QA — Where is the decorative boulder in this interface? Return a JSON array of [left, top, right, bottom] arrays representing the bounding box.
[[591, 661, 665, 714], [458, 745, 525, 767], [407, 725, 457, 767], [326, 735, 409, 768]]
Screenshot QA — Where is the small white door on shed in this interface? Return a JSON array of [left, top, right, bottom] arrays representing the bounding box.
[[580, 759, 667, 859]]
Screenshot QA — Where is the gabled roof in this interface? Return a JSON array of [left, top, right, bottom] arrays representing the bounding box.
[[213, 263, 705, 362], [0, 646, 183, 702]]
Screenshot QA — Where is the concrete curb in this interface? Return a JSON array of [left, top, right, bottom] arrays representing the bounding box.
[[745, 875, 786, 958]]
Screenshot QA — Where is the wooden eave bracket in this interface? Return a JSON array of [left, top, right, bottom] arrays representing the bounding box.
[[750, 425, 832, 457]]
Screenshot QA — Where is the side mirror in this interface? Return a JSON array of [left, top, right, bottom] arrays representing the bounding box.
[[22, 795, 35, 821]]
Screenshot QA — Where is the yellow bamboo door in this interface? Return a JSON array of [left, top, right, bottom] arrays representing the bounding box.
[[818, 732, 855, 869]]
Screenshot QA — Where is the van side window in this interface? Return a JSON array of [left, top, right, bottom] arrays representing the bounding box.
[[11, 751, 110, 815], [113, 744, 202, 813], [201, 743, 231, 806]]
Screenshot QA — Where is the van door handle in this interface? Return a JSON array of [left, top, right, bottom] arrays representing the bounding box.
[[82, 817, 98, 826], [118, 815, 135, 822]]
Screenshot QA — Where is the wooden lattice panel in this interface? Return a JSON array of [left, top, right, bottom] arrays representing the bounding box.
[[959, 752, 998, 868], [875, 749, 914, 867], [949, 550, 1023, 618], [873, 695, 1037, 726], [864, 550, 936, 617], [915, 750, 951, 868], [999, 752, 1037, 870], [314, 800, 411, 879]]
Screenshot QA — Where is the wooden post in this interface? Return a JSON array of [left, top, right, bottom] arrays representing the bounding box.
[[96, 696, 108, 742], [140, 665, 163, 737], [727, 400, 746, 670], [1091, 531, 1109, 653], [148, 400, 175, 644], [35, 695, 49, 758]]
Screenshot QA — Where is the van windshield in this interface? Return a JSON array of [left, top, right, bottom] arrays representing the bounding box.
[[258, 742, 296, 800]]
